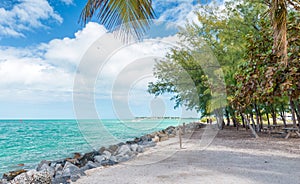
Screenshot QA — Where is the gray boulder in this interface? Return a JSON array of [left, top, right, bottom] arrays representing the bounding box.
[[52, 176, 70, 184], [78, 151, 99, 167], [94, 155, 106, 163], [70, 175, 80, 182], [55, 164, 63, 172], [80, 161, 100, 172], [37, 163, 55, 177], [109, 156, 117, 163], [102, 150, 112, 160], [100, 160, 117, 166], [98, 146, 106, 154], [140, 141, 156, 148], [55, 170, 63, 178], [116, 155, 131, 163], [108, 145, 119, 154], [61, 162, 85, 182], [130, 144, 144, 153], [117, 142, 126, 147], [50, 162, 56, 168], [130, 144, 138, 152], [86, 161, 99, 168], [53, 163, 63, 178], [116, 145, 131, 156], [36, 160, 50, 171], [136, 145, 144, 153], [140, 135, 152, 142]]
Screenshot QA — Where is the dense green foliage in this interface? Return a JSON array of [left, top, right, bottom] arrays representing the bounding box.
[[148, 0, 300, 131]]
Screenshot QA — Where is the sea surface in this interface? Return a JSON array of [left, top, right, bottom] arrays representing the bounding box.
[[0, 119, 196, 175]]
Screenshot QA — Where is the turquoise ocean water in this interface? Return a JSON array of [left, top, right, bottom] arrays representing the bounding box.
[[0, 119, 195, 176]]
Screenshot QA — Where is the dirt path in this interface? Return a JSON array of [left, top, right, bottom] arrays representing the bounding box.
[[74, 125, 300, 184]]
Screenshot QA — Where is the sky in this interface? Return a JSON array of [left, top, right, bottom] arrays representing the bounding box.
[[0, 0, 216, 119]]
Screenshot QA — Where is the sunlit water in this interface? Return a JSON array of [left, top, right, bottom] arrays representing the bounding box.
[[0, 119, 196, 175]]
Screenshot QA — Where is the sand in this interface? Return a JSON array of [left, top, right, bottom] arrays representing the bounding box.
[[74, 125, 300, 184]]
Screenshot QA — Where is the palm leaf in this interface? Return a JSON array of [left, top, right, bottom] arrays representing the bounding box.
[[80, 0, 155, 41]]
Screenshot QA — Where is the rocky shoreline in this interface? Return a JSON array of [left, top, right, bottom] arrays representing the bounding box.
[[1, 122, 201, 184]]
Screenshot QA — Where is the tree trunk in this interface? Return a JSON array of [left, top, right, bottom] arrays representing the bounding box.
[[258, 110, 263, 129], [294, 102, 300, 126], [242, 113, 259, 138], [214, 108, 224, 130], [289, 96, 297, 128], [240, 113, 245, 128], [232, 113, 237, 127], [232, 111, 239, 130], [266, 112, 270, 128], [254, 103, 260, 132], [225, 109, 230, 126], [279, 104, 287, 127], [259, 115, 263, 128], [271, 106, 277, 125], [246, 114, 250, 130], [250, 112, 256, 128]]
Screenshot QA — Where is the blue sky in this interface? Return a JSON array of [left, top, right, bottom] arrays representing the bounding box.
[[0, 0, 86, 47], [0, 0, 212, 119]]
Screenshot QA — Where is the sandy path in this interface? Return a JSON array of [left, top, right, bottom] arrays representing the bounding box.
[[74, 126, 300, 184]]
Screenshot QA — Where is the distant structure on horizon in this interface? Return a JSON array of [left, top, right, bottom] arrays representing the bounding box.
[[134, 117, 181, 120]]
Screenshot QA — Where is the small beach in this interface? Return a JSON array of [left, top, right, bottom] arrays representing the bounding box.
[[75, 126, 300, 184]]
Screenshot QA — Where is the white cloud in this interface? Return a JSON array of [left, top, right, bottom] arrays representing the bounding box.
[[0, 0, 63, 37], [93, 35, 180, 102], [155, 0, 200, 27], [0, 25, 24, 37], [155, 0, 229, 28], [60, 0, 73, 5], [42, 22, 106, 67], [0, 22, 106, 102], [0, 47, 73, 102]]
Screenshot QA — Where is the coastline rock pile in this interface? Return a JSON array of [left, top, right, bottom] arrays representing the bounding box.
[[1, 122, 201, 184]]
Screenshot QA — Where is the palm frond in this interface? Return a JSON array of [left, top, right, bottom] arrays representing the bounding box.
[[80, 0, 155, 41]]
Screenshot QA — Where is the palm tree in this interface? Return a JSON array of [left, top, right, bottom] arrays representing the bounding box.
[[80, 0, 155, 40], [267, 0, 300, 65], [269, 0, 288, 64]]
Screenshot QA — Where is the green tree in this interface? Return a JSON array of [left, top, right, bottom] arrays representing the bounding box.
[[148, 0, 265, 129], [234, 10, 300, 128]]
